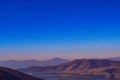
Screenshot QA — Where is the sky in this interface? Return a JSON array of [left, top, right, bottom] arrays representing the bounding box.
[[0, 0, 120, 60]]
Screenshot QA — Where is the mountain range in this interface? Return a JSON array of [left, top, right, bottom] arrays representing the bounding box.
[[19, 59, 120, 79], [0, 57, 119, 69], [0, 58, 70, 69], [0, 66, 45, 80]]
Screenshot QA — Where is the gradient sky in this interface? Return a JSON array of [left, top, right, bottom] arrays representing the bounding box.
[[0, 0, 120, 60]]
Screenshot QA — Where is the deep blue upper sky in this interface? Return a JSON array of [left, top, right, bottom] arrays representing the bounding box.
[[0, 0, 120, 60]]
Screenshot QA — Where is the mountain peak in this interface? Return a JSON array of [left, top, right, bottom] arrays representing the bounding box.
[[53, 57, 64, 60]]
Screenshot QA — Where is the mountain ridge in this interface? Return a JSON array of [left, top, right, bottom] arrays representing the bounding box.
[[0, 58, 70, 68], [0, 66, 45, 80], [20, 59, 120, 72], [19, 59, 120, 79]]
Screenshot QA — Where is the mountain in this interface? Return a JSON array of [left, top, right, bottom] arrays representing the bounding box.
[[0, 60, 41, 69], [20, 59, 120, 72], [19, 59, 120, 79], [0, 58, 70, 69], [39, 58, 70, 66], [0, 66, 45, 80]]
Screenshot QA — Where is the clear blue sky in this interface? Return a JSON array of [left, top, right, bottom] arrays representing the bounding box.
[[0, 0, 120, 60]]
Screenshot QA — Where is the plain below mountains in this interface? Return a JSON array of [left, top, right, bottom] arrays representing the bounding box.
[[19, 59, 120, 79], [0, 58, 70, 69], [0, 66, 45, 80]]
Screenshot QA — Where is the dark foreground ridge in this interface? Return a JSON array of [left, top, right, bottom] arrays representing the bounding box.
[[0, 66, 45, 80]]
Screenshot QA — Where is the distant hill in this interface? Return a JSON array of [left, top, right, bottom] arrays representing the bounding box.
[[40, 58, 70, 66], [0, 58, 70, 69], [0, 66, 45, 80], [19, 59, 120, 79]]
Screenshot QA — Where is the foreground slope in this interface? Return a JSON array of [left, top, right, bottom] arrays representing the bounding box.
[[0, 66, 45, 80]]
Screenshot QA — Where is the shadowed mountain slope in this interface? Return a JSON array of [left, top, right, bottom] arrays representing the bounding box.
[[0, 66, 45, 80]]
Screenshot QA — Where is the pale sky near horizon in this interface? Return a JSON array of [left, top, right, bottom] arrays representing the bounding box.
[[0, 0, 120, 60]]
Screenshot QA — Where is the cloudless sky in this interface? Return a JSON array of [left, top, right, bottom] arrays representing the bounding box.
[[0, 0, 120, 60]]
